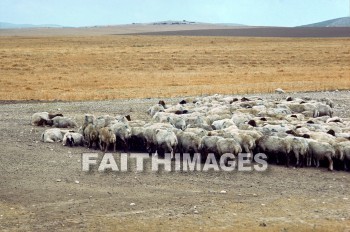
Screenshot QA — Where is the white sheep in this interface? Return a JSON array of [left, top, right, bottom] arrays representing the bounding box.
[[153, 128, 178, 159], [31, 112, 63, 126], [308, 140, 335, 171], [52, 116, 77, 128], [62, 132, 84, 147], [41, 128, 63, 143], [110, 122, 132, 151]]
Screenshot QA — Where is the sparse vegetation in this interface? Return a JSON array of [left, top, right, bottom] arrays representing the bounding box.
[[0, 36, 349, 101]]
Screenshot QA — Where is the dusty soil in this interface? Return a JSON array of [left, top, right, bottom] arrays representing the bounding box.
[[0, 91, 350, 231]]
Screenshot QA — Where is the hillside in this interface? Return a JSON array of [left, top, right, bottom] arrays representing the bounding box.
[[0, 22, 62, 29], [301, 17, 350, 27]]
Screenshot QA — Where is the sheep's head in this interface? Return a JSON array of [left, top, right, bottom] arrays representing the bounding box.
[[179, 100, 187, 104], [302, 134, 311, 139], [327, 129, 336, 137], [286, 130, 297, 136], [125, 115, 131, 121], [66, 134, 75, 147], [248, 120, 257, 127], [158, 100, 166, 108], [286, 96, 293, 101]]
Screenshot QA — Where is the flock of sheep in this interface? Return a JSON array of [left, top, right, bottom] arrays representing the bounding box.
[[32, 94, 350, 171]]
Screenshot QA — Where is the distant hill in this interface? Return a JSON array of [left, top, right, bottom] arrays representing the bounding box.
[[149, 20, 246, 27], [0, 22, 62, 29], [300, 17, 350, 27]]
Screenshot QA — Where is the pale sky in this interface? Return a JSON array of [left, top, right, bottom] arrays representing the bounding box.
[[0, 0, 349, 27]]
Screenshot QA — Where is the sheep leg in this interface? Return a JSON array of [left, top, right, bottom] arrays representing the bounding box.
[[286, 153, 290, 168], [315, 158, 320, 168], [327, 155, 333, 171], [294, 152, 299, 168], [276, 154, 280, 165], [99, 141, 103, 151], [46, 138, 54, 143], [123, 139, 129, 153], [105, 142, 109, 152], [299, 155, 305, 168], [307, 154, 312, 167], [113, 142, 116, 152]]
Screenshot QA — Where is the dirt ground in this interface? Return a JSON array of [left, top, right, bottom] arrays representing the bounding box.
[[0, 91, 349, 231]]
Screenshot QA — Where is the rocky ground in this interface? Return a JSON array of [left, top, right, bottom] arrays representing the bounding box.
[[0, 91, 350, 231]]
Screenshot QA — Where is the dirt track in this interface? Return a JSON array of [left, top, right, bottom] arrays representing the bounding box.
[[1, 92, 350, 231]]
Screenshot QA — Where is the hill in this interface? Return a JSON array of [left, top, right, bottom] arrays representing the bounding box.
[[0, 22, 62, 29], [300, 17, 350, 27]]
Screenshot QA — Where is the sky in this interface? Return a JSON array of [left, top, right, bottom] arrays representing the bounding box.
[[0, 0, 349, 27]]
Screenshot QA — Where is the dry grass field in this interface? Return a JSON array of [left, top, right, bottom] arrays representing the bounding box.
[[0, 35, 349, 101]]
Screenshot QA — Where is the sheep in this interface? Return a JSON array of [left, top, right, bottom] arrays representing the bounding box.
[[257, 135, 291, 165], [164, 104, 185, 114], [320, 97, 335, 108], [115, 115, 131, 124], [307, 131, 336, 145], [84, 124, 99, 149], [83, 114, 95, 126], [128, 120, 146, 128], [216, 138, 242, 157], [62, 132, 84, 147], [206, 114, 232, 125], [109, 122, 132, 151], [154, 113, 186, 130], [275, 88, 285, 94], [184, 127, 208, 137], [31, 112, 63, 126], [312, 103, 333, 118], [153, 128, 178, 159], [170, 117, 186, 130], [334, 141, 350, 170], [41, 128, 63, 143], [147, 104, 165, 117], [183, 115, 212, 131], [142, 123, 174, 154], [284, 136, 309, 167], [199, 136, 222, 159], [223, 131, 255, 154], [262, 124, 293, 134], [52, 116, 77, 128], [94, 115, 116, 129], [308, 140, 335, 171], [176, 131, 201, 156], [130, 126, 146, 151], [211, 119, 235, 130], [231, 113, 253, 126], [98, 127, 116, 152]]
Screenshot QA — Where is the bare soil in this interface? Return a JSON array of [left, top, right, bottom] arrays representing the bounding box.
[[0, 91, 349, 231]]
